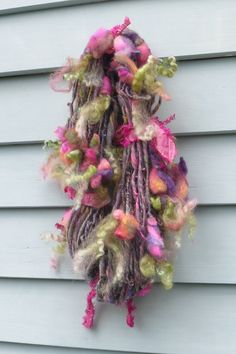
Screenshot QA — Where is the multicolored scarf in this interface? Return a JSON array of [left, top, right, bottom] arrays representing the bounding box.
[[42, 17, 197, 328]]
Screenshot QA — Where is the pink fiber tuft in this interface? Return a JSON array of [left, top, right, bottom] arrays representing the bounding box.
[[114, 123, 138, 147], [126, 299, 136, 328], [49, 60, 73, 92], [64, 186, 76, 200], [50, 255, 58, 270], [60, 141, 72, 154], [137, 283, 152, 297], [137, 42, 151, 65], [54, 126, 66, 141]]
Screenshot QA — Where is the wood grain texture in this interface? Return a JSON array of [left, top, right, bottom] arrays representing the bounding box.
[[0, 206, 235, 283], [0, 135, 235, 207], [0, 0, 107, 15], [0, 0, 236, 75], [0, 342, 135, 354], [0, 58, 235, 144], [0, 279, 235, 353]]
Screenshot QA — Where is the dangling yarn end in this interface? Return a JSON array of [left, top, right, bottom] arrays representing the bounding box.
[[126, 299, 136, 328], [83, 279, 98, 329]]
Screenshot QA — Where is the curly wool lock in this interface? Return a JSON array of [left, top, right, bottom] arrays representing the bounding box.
[[41, 17, 197, 328]]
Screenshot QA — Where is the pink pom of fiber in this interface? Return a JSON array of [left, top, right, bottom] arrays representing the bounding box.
[[60, 141, 72, 154], [114, 35, 135, 56], [113, 209, 124, 220], [86, 28, 114, 58], [90, 174, 102, 189], [64, 186, 76, 200], [80, 148, 98, 171], [97, 158, 111, 171], [137, 42, 151, 65], [54, 126, 66, 141], [85, 148, 97, 162]]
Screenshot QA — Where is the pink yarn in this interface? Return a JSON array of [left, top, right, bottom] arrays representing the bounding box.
[[137, 283, 152, 297], [83, 279, 98, 329], [100, 76, 112, 95], [64, 186, 76, 200], [126, 299, 136, 327], [114, 123, 138, 147], [111, 16, 131, 36]]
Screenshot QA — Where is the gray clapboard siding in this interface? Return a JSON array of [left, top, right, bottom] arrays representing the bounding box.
[[1, 0, 236, 76], [1, 58, 236, 144], [0, 135, 235, 207], [0, 206, 235, 284], [0, 279, 235, 354], [0, 0, 107, 15], [0, 342, 136, 354]]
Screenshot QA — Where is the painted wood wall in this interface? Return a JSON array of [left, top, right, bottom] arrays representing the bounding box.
[[0, 0, 235, 353]]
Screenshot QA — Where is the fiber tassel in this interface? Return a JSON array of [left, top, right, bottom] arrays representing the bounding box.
[[83, 279, 98, 329], [126, 299, 136, 328]]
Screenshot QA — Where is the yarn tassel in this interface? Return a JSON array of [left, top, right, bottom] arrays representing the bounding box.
[[126, 298, 136, 328], [83, 279, 98, 328]]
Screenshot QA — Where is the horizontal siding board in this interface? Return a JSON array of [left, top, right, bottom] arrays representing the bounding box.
[[0, 342, 136, 354], [0, 135, 235, 207], [0, 0, 108, 15], [0, 0, 236, 75], [1, 58, 236, 144], [0, 279, 235, 353], [0, 206, 235, 283]]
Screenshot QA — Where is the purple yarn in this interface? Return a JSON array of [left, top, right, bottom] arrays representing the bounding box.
[[158, 170, 176, 196], [149, 147, 166, 169], [179, 157, 188, 175]]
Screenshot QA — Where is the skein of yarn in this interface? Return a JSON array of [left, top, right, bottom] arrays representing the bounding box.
[[41, 17, 197, 328]]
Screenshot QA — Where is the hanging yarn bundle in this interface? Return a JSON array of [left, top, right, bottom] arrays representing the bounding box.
[[42, 17, 197, 328]]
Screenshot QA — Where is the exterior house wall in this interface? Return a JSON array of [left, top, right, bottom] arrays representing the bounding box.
[[0, 1, 235, 353]]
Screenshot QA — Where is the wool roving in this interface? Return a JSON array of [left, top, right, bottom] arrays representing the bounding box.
[[42, 17, 197, 328]]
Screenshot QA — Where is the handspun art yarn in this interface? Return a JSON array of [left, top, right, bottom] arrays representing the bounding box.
[[42, 17, 197, 328]]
